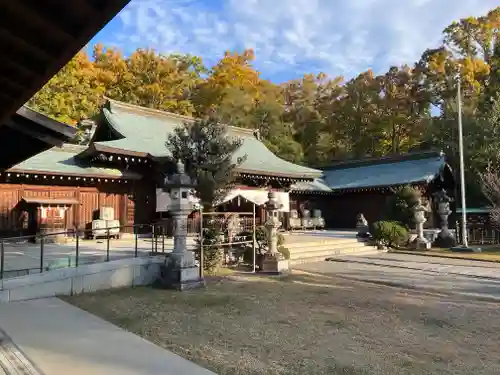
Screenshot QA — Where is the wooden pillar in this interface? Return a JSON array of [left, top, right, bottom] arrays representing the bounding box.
[[120, 192, 127, 228], [74, 187, 80, 230]]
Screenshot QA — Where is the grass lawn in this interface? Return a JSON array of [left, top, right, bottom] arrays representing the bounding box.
[[62, 272, 500, 375]]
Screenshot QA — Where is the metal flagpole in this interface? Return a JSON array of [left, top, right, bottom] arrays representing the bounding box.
[[457, 77, 468, 247], [252, 203, 256, 273]]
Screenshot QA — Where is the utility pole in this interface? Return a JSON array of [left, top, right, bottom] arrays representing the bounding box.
[[457, 77, 468, 247]]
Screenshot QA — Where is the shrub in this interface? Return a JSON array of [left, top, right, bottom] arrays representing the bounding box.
[[241, 226, 287, 266], [385, 185, 421, 228], [195, 226, 224, 275], [278, 246, 290, 260], [372, 221, 409, 248], [255, 226, 285, 248]]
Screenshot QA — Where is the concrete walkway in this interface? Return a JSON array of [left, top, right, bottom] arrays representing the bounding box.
[[331, 253, 500, 280], [0, 298, 216, 375]]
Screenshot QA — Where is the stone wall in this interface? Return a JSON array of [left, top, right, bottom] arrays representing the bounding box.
[[0, 256, 164, 303]]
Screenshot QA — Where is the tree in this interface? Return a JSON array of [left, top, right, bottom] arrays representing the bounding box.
[[193, 49, 261, 118], [330, 70, 380, 158], [375, 66, 431, 155], [282, 73, 344, 164], [384, 185, 421, 228], [480, 167, 500, 228], [28, 50, 103, 125], [94, 46, 204, 116], [165, 118, 247, 209]]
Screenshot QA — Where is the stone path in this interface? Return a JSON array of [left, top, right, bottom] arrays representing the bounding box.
[[332, 253, 500, 279], [297, 255, 500, 302], [0, 331, 42, 375]]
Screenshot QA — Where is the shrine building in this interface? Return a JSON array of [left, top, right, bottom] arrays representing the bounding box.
[[289, 151, 456, 229], [0, 99, 321, 237]]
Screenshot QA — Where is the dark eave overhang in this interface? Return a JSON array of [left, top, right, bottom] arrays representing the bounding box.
[[290, 181, 433, 196], [289, 189, 334, 195], [0, 106, 77, 170], [15, 106, 76, 139], [78, 143, 150, 159], [238, 170, 320, 182], [329, 181, 428, 194], [4, 168, 141, 182], [0, 0, 130, 124]]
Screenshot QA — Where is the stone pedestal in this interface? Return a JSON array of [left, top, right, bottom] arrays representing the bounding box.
[[414, 236, 431, 250], [261, 254, 290, 274], [158, 251, 205, 290]]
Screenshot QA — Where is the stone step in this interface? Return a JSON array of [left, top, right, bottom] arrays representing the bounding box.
[[287, 242, 373, 254], [289, 248, 384, 265], [289, 245, 378, 260], [285, 238, 368, 249]]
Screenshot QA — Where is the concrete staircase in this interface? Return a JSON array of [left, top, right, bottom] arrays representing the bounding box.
[[283, 231, 383, 265]]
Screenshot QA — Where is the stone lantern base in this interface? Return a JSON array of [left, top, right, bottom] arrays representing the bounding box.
[[433, 230, 457, 248], [261, 254, 290, 274], [412, 237, 431, 250], [156, 252, 205, 291]]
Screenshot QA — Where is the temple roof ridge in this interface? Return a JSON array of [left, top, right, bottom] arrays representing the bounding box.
[[104, 97, 256, 137]]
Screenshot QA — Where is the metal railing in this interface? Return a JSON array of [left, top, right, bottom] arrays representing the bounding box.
[[199, 211, 258, 275], [0, 222, 177, 280], [456, 223, 500, 246], [0, 212, 262, 280]]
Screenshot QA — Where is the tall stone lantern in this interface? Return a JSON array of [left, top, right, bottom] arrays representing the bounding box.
[[432, 188, 457, 248], [158, 160, 204, 290], [412, 198, 431, 250], [261, 191, 290, 274]]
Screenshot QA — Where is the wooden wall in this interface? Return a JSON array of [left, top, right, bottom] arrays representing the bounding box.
[[290, 192, 390, 228], [291, 188, 436, 229], [0, 182, 137, 237]]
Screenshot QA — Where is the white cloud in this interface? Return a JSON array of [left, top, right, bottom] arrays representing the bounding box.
[[111, 0, 500, 80]]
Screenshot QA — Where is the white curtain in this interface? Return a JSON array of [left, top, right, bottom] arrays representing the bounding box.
[[217, 189, 290, 212], [156, 188, 171, 212], [274, 191, 290, 213]]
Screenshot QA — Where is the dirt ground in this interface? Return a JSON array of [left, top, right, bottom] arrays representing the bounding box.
[[62, 271, 500, 375]]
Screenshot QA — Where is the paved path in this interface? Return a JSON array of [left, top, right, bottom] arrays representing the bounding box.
[[296, 253, 500, 301], [0, 298, 215, 375], [332, 252, 500, 279], [2, 238, 196, 279]]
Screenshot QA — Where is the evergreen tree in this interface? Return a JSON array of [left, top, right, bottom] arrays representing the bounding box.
[[165, 118, 247, 209]]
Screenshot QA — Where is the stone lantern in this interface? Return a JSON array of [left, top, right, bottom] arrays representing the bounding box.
[[412, 198, 431, 250], [261, 191, 290, 274], [158, 160, 204, 290], [432, 188, 457, 248], [356, 213, 370, 239]]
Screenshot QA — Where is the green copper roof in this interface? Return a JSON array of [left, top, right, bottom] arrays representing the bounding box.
[[97, 99, 321, 179], [291, 178, 332, 192], [9, 144, 141, 179], [323, 154, 447, 191], [292, 153, 449, 192]]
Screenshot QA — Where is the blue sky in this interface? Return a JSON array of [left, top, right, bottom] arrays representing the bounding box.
[[89, 0, 500, 83]]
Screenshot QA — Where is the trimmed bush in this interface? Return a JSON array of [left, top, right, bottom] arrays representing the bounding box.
[[372, 221, 409, 248]]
